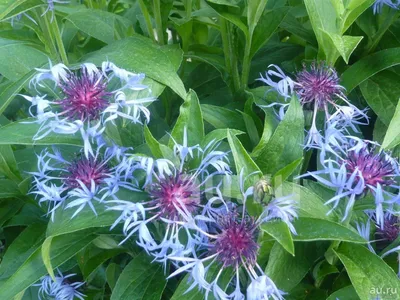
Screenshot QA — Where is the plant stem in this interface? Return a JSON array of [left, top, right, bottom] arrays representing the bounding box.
[[138, 0, 156, 42], [87, 0, 94, 9], [153, 0, 165, 45], [50, 17, 69, 65], [220, 18, 240, 93], [38, 9, 58, 61], [241, 35, 252, 90], [184, 0, 192, 19]]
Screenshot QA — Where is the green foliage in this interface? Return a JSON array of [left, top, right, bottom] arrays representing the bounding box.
[[0, 0, 399, 300]]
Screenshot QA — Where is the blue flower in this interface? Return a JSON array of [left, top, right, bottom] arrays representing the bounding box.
[[24, 62, 155, 158], [373, 0, 400, 14], [30, 144, 137, 220], [106, 130, 231, 263], [304, 136, 400, 227], [258, 62, 368, 149], [35, 270, 85, 300], [166, 170, 294, 300]]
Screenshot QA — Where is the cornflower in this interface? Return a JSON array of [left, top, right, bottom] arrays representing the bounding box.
[[35, 270, 85, 300], [258, 62, 367, 148], [167, 170, 297, 300], [30, 143, 137, 220], [305, 137, 400, 227], [106, 129, 232, 264], [23, 61, 154, 158]]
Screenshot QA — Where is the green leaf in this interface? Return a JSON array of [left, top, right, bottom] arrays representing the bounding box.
[[201, 104, 247, 131], [327, 286, 360, 300], [271, 157, 303, 187], [261, 221, 294, 255], [0, 180, 21, 199], [81, 248, 124, 279], [46, 201, 124, 237], [0, 119, 82, 146], [342, 0, 375, 33], [341, 47, 400, 92], [86, 36, 186, 99], [0, 224, 46, 280], [276, 182, 337, 221], [106, 263, 122, 291], [200, 128, 244, 148], [144, 124, 174, 160], [303, 0, 339, 62], [334, 243, 400, 300], [253, 96, 304, 175], [359, 71, 400, 126], [0, 0, 44, 21], [41, 237, 55, 281], [0, 198, 24, 226], [293, 218, 366, 243], [66, 9, 131, 44], [0, 69, 36, 116], [111, 252, 167, 300], [0, 39, 47, 81], [0, 229, 98, 300], [266, 242, 327, 292], [382, 99, 400, 149], [324, 33, 363, 64], [170, 89, 204, 147], [0, 145, 21, 182], [250, 7, 289, 57], [247, 0, 268, 34], [227, 129, 261, 177]]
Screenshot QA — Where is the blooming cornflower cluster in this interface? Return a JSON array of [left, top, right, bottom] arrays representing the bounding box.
[[30, 142, 138, 220], [373, 0, 400, 14], [258, 62, 368, 148], [165, 171, 298, 299], [260, 61, 400, 279], [23, 61, 154, 158], [356, 212, 400, 277], [35, 271, 85, 300], [106, 129, 232, 264]]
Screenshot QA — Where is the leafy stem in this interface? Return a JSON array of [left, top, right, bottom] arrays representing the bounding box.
[[241, 35, 252, 90], [153, 0, 165, 45], [220, 18, 240, 94], [138, 0, 156, 42], [50, 16, 69, 65]]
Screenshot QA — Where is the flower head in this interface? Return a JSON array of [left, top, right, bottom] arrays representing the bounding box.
[[295, 62, 344, 110], [258, 62, 367, 149], [25, 61, 154, 158], [345, 145, 395, 191], [212, 212, 259, 268], [376, 213, 400, 242], [373, 0, 400, 14], [107, 130, 231, 263], [166, 171, 295, 300], [168, 206, 284, 300], [30, 144, 136, 220], [35, 271, 85, 300], [304, 137, 400, 227]]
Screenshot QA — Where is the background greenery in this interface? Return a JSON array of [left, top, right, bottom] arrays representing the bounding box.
[[0, 0, 399, 299]]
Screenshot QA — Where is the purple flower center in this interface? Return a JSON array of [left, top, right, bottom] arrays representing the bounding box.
[[148, 173, 200, 219], [59, 68, 110, 121], [65, 157, 109, 189], [213, 214, 259, 267], [345, 147, 394, 188], [377, 216, 400, 242], [295, 62, 343, 109]]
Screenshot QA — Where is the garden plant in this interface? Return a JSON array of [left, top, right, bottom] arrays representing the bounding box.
[[0, 0, 399, 299]]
